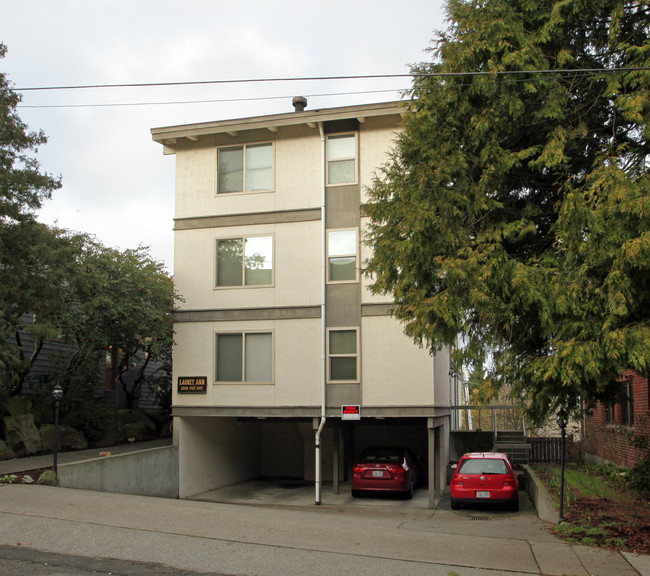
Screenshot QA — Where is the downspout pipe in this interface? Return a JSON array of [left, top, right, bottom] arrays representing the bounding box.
[[315, 121, 327, 505], [315, 415, 326, 504]]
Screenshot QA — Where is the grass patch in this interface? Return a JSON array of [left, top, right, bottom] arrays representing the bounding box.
[[544, 464, 621, 500], [532, 463, 649, 554]]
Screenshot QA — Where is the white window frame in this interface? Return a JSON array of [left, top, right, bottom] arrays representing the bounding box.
[[327, 228, 358, 283], [327, 327, 359, 383], [214, 331, 274, 384], [216, 142, 275, 194], [215, 234, 274, 288], [326, 133, 357, 186]]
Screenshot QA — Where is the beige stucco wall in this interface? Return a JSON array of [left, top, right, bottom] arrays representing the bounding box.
[[173, 116, 399, 221], [170, 109, 448, 414], [174, 125, 322, 221], [178, 416, 260, 498], [359, 115, 401, 197], [360, 216, 392, 305], [174, 220, 321, 310], [172, 318, 322, 408], [361, 315, 436, 406]]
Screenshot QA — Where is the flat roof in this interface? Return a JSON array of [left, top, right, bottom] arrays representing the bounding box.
[[151, 100, 404, 148]]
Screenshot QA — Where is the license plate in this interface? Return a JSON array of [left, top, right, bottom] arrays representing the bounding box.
[[476, 491, 490, 498], [372, 470, 384, 477]]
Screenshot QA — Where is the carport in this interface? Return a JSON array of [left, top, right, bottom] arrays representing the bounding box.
[[324, 415, 449, 509], [175, 410, 449, 509]]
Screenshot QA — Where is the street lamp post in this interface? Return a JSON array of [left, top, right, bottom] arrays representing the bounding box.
[[556, 408, 568, 521], [52, 384, 63, 481]]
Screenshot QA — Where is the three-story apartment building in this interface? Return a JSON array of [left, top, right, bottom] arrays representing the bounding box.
[[152, 99, 452, 507]]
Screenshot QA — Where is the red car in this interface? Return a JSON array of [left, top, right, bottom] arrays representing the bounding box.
[[450, 452, 519, 511], [351, 446, 420, 499]]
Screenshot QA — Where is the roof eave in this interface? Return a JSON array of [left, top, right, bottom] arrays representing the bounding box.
[[151, 100, 405, 148]]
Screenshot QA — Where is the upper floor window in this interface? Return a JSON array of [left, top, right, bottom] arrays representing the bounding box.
[[216, 235, 273, 287], [217, 142, 273, 193], [215, 331, 273, 383], [327, 134, 356, 185], [327, 229, 358, 282], [328, 328, 358, 382]]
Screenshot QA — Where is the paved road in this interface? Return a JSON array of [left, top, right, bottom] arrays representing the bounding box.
[[0, 545, 217, 576], [0, 484, 647, 576]]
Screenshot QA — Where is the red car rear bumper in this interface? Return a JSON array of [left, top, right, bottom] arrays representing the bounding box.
[[351, 474, 412, 492], [450, 485, 518, 502]]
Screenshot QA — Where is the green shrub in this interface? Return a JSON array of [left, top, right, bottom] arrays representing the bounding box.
[[63, 400, 113, 445], [627, 453, 650, 498]]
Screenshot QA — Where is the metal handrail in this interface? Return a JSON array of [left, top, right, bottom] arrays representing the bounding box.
[[450, 405, 527, 435]]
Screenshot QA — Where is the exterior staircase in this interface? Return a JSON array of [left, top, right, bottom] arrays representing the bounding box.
[[493, 430, 530, 467]]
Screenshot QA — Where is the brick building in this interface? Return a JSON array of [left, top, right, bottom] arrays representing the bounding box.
[[582, 369, 649, 468]]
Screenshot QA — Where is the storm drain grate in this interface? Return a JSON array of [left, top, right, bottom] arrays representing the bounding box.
[[470, 516, 492, 521]]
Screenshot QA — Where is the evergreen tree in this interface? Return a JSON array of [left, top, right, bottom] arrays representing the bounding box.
[[364, 0, 649, 422]]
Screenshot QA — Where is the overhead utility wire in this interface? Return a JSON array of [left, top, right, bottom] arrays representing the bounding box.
[[19, 88, 405, 109], [14, 67, 650, 92], [19, 72, 571, 110]]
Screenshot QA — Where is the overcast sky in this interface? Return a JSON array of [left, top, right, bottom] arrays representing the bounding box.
[[2, 1, 447, 271]]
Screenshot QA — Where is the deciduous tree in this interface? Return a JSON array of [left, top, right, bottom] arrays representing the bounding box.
[[74, 245, 177, 409]]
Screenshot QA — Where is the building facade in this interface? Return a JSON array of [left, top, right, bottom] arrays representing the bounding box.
[[152, 100, 452, 506], [582, 369, 649, 468]]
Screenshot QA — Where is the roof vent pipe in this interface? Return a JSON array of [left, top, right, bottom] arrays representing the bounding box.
[[292, 96, 307, 112]]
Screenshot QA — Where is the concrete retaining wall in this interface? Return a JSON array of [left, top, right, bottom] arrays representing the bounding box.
[[58, 445, 179, 499], [524, 465, 560, 524]]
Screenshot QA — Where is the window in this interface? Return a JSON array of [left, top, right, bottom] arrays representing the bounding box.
[[216, 235, 273, 287], [605, 400, 615, 424], [217, 143, 273, 193], [458, 458, 509, 475], [605, 381, 635, 426], [622, 381, 634, 426], [328, 329, 358, 381], [327, 134, 356, 185], [215, 332, 272, 383], [327, 229, 357, 282]]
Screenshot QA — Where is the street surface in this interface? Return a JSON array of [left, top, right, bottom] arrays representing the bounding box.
[[0, 484, 646, 576]]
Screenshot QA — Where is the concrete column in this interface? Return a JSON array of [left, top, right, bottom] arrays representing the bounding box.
[[332, 421, 340, 494], [427, 421, 436, 510], [427, 415, 450, 509]]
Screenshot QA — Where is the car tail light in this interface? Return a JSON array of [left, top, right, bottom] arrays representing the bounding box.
[[353, 465, 366, 474], [452, 476, 463, 486], [387, 465, 405, 475]]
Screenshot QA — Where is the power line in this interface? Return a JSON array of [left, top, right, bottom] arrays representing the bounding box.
[[15, 74, 412, 92], [18, 88, 407, 109], [14, 67, 650, 92]]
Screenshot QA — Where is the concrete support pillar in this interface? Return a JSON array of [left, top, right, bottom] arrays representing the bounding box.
[[427, 424, 436, 510], [332, 421, 340, 494], [428, 416, 450, 509]]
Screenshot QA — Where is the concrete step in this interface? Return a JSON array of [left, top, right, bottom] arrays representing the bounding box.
[[494, 442, 530, 466]]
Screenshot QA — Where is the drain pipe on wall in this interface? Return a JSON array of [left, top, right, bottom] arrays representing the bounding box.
[[315, 120, 327, 505]]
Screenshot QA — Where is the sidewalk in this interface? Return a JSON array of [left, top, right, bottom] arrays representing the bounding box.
[[0, 483, 648, 576], [0, 438, 172, 476], [1, 442, 648, 576]]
